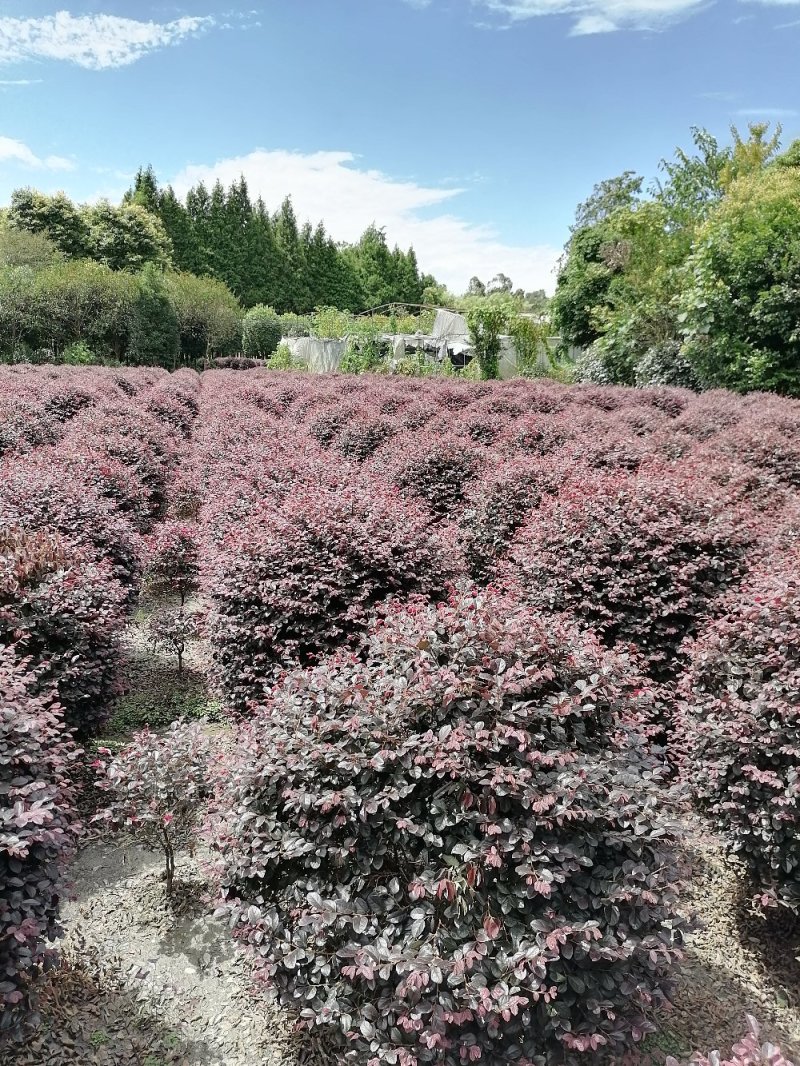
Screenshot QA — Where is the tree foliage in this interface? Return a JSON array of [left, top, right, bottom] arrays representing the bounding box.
[[467, 305, 507, 380], [129, 264, 180, 368], [680, 167, 800, 395], [242, 304, 282, 358], [124, 170, 431, 314], [552, 123, 800, 395]]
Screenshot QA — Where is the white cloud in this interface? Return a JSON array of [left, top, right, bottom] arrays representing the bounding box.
[[571, 13, 618, 32], [735, 107, 799, 118], [466, 0, 707, 33], [0, 135, 74, 170], [0, 78, 42, 86], [0, 12, 213, 70], [170, 149, 560, 294]]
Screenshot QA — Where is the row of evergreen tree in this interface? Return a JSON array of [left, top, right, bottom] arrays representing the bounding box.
[[124, 167, 435, 314]]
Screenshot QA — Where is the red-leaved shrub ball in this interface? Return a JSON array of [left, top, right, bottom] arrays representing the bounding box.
[[677, 553, 800, 914], [213, 587, 685, 1066]]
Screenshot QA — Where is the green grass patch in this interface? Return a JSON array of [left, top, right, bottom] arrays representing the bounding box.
[[104, 672, 221, 739]]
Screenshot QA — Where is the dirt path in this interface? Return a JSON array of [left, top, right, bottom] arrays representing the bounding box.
[[657, 816, 800, 1062], [56, 840, 302, 1066]]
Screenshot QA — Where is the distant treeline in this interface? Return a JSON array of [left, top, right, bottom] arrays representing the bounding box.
[[122, 167, 435, 313], [0, 170, 450, 366]]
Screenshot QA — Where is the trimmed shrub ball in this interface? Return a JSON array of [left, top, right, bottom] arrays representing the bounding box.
[[677, 555, 800, 914], [213, 587, 685, 1066], [0, 528, 125, 737], [459, 456, 570, 586], [0, 652, 78, 1043], [207, 478, 458, 713], [370, 433, 485, 520], [0, 457, 142, 603], [506, 464, 750, 682]]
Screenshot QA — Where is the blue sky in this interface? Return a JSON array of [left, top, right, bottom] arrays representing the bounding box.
[[0, 1, 797, 293]]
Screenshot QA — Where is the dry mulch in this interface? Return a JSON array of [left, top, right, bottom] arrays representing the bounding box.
[[6, 944, 193, 1066], [649, 814, 800, 1062]]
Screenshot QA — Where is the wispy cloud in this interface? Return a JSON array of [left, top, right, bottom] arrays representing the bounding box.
[[738, 0, 800, 25], [0, 12, 214, 71], [700, 90, 738, 101], [412, 0, 800, 32], [0, 135, 74, 170], [0, 78, 42, 86], [425, 0, 709, 34], [170, 148, 560, 294], [734, 107, 798, 118]]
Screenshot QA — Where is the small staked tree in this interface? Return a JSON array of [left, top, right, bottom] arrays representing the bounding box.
[[145, 522, 200, 605], [94, 721, 210, 897], [147, 607, 197, 676], [467, 304, 508, 379]]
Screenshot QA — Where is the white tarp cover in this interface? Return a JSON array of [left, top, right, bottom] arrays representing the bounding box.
[[431, 309, 470, 343], [284, 337, 348, 373]]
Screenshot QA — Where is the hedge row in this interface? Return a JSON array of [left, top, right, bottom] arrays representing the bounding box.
[[0, 368, 201, 736], [0, 653, 78, 1043], [0, 366, 201, 1042]]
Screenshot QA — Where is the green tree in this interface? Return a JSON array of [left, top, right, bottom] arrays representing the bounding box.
[[242, 304, 282, 357], [158, 185, 199, 274], [522, 289, 549, 316], [774, 138, 800, 169], [166, 271, 243, 362], [274, 197, 310, 312], [0, 223, 61, 270], [124, 165, 160, 214], [389, 245, 423, 305], [224, 176, 253, 300], [572, 171, 643, 230], [421, 279, 456, 307], [555, 124, 784, 385], [551, 219, 621, 351], [487, 272, 514, 295], [721, 122, 782, 190], [86, 201, 173, 272], [328, 239, 364, 311], [32, 259, 135, 360], [467, 303, 508, 380], [186, 181, 213, 276], [508, 313, 550, 375], [680, 166, 800, 395], [349, 225, 395, 310], [9, 188, 91, 259], [129, 263, 179, 367], [0, 266, 37, 359], [241, 198, 283, 308]]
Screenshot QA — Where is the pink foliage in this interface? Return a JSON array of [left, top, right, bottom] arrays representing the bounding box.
[[667, 1017, 796, 1066]]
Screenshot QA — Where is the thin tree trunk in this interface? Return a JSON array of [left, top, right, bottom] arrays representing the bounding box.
[[162, 827, 175, 896]]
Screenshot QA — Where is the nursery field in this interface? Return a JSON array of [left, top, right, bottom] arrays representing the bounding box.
[[2, 363, 800, 1066]]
